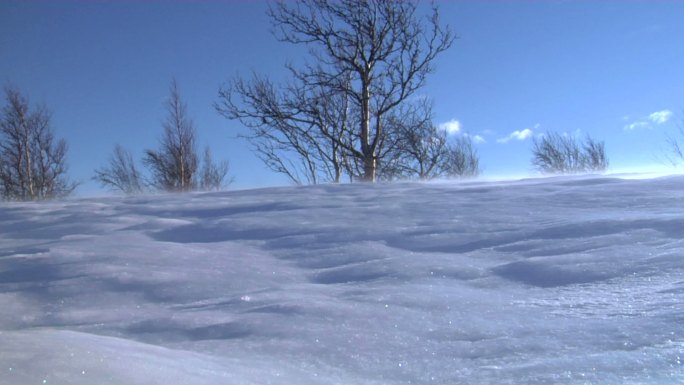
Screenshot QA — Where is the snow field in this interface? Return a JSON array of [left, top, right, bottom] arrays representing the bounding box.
[[0, 175, 683, 384]]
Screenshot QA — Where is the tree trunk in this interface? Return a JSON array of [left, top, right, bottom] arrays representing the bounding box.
[[332, 145, 341, 183], [363, 156, 376, 182], [22, 128, 35, 199], [180, 149, 186, 191], [360, 76, 376, 182]]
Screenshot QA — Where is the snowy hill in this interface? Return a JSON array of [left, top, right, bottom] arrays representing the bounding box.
[[1, 175, 683, 384]]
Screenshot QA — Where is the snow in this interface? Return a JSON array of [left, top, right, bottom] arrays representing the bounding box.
[[0, 175, 683, 384]]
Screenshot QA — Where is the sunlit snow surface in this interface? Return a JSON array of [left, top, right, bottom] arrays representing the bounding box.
[[1, 175, 683, 384]]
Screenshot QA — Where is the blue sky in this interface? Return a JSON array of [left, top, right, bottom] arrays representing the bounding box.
[[2, 1, 684, 195]]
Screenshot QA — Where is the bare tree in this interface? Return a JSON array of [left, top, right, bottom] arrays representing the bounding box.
[[442, 136, 480, 178], [0, 87, 76, 200], [582, 136, 608, 172], [93, 144, 144, 194], [378, 100, 479, 180], [219, 75, 354, 184], [218, 0, 453, 183], [199, 146, 231, 191], [371, 100, 434, 180], [144, 79, 199, 192], [532, 132, 608, 174], [666, 128, 684, 166], [391, 126, 480, 180], [665, 114, 684, 167], [95, 80, 232, 195]]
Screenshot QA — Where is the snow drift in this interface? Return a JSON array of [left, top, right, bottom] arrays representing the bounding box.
[[0, 175, 683, 384]]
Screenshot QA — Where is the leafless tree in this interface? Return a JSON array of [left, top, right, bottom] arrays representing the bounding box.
[[95, 80, 232, 195], [582, 136, 608, 172], [218, 0, 453, 183], [93, 144, 144, 194], [664, 115, 684, 167], [199, 146, 231, 191], [442, 136, 480, 178], [378, 100, 480, 180], [144, 79, 199, 192], [666, 128, 684, 166], [0, 87, 76, 200], [219, 75, 353, 184], [532, 132, 608, 174]]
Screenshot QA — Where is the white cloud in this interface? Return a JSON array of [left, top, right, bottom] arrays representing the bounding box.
[[438, 119, 461, 135], [437, 120, 487, 143], [497, 128, 533, 143], [624, 109, 674, 131], [624, 121, 650, 131], [648, 110, 673, 124], [462, 133, 485, 144], [513, 128, 534, 140]]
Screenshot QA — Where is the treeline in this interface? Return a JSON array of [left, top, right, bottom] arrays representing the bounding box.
[[0, 80, 231, 201]]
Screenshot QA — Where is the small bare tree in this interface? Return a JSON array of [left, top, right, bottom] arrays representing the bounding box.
[[582, 136, 608, 171], [199, 146, 231, 191], [144, 79, 198, 192], [95, 81, 232, 195], [0, 87, 76, 200], [666, 128, 684, 166], [381, 100, 480, 180], [665, 114, 684, 167], [532, 132, 608, 174], [218, 0, 453, 183], [386, 100, 443, 180], [443, 136, 481, 178], [93, 144, 144, 194]]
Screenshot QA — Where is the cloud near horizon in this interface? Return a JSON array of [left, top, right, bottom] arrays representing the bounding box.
[[497, 128, 533, 143], [624, 109, 673, 130]]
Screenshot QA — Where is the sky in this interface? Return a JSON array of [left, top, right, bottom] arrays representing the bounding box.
[[2, 1, 684, 195]]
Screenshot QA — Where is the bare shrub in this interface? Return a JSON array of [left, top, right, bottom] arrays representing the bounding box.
[[532, 132, 608, 174]]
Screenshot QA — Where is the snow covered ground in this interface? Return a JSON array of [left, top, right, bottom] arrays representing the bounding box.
[[0, 175, 683, 384]]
